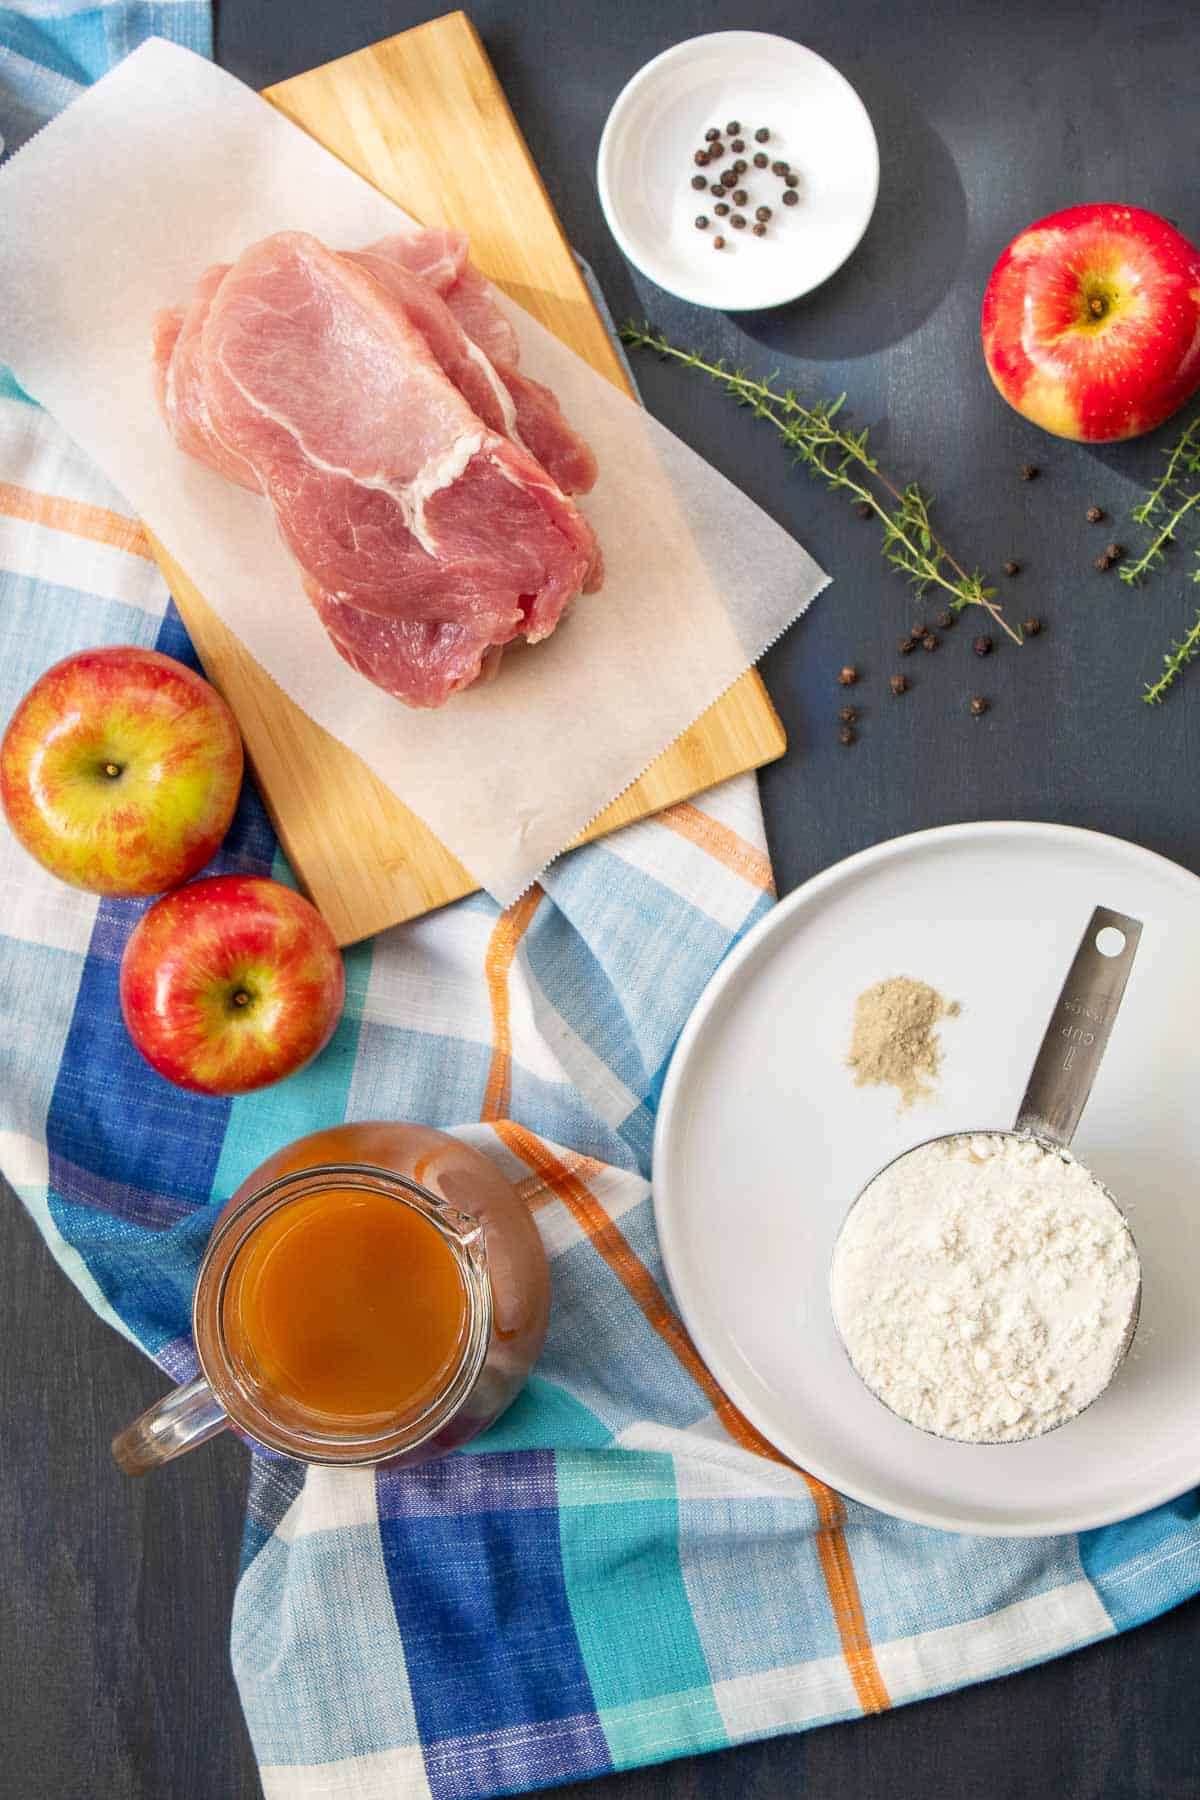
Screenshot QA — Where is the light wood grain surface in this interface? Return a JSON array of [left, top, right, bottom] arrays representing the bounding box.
[[151, 10, 785, 945]]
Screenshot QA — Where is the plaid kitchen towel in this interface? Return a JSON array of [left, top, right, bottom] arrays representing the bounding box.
[[4, 10, 1200, 1799]]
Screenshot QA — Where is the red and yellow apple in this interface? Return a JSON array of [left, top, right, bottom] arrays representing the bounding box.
[[1, 646, 243, 896], [981, 204, 1200, 442], [120, 874, 345, 1095]]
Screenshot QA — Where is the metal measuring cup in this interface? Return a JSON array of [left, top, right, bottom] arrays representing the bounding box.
[[830, 905, 1144, 1444]]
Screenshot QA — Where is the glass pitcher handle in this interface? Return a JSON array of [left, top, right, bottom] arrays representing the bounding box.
[[111, 1374, 229, 1476]]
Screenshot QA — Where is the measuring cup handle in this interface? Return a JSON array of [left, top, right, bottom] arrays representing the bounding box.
[[1014, 904, 1142, 1148], [111, 1374, 229, 1476]]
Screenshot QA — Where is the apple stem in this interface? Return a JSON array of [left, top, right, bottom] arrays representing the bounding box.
[[232, 990, 251, 1008], [1089, 296, 1105, 318], [103, 762, 122, 779]]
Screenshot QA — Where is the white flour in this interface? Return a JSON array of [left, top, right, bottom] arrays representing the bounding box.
[[830, 1132, 1140, 1443]]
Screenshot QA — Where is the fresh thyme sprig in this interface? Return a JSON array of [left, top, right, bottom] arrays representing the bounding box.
[[1121, 413, 1200, 586], [1144, 598, 1200, 703], [619, 322, 1020, 644]]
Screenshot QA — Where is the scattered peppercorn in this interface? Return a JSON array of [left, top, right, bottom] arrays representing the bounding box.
[[756, 205, 772, 222], [838, 705, 859, 724], [936, 609, 955, 630], [1105, 542, 1124, 562], [731, 213, 746, 229], [710, 141, 725, 159], [755, 127, 770, 142], [714, 201, 730, 216], [782, 189, 799, 206], [911, 622, 928, 640], [1095, 553, 1114, 571], [1003, 560, 1020, 577], [694, 149, 710, 166], [734, 159, 748, 175], [890, 673, 908, 695], [1019, 463, 1039, 480], [732, 188, 748, 205], [973, 634, 993, 657], [753, 151, 768, 168], [1086, 505, 1105, 523], [854, 501, 872, 519], [1023, 616, 1042, 637], [691, 174, 708, 190], [731, 137, 745, 152], [969, 695, 989, 717], [922, 631, 940, 652], [900, 637, 916, 655], [838, 724, 857, 746], [712, 235, 726, 250], [785, 172, 800, 188], [695, 215, 709, 230], [752, 223, 768, 237], [838, 665, 859, 686], [711, 182, 725, 196], [705, 128, 720, 142], [726, 120, 741, 135], [771, 160, 788, 176], [721, 168, 737, 188]]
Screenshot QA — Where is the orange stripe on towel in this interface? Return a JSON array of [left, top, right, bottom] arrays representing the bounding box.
[[658, 802, 775, 893], [0, 482, 152, 559], [493, 1119, 890, 1717], [479, 887, 543, 1122]]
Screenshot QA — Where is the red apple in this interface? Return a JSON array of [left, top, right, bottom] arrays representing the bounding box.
[[1, 646, 243, 896], [119, 875, 345, 1095], [981, 204, 1200, 442]]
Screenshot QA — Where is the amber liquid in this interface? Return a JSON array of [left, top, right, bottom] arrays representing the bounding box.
[[224, 1186, 470, 1426]]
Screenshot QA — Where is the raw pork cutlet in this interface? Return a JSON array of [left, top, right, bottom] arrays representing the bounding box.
[[197, 233, 597, 696], [152, 265, 259, 492], [346, 240, 598, 497], [311, 590, 507, 709], [378, 226, 521, 367]]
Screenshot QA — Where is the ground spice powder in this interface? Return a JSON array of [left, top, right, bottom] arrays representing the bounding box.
[[847, 976, 959, 1108]]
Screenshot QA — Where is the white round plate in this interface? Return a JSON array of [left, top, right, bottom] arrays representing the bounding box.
[[596, 32, 879, 311], [653, 822, 1200, 1536]]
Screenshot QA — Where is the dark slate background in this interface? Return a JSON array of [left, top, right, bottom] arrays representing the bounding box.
[[4, 1, 1200, 1795]]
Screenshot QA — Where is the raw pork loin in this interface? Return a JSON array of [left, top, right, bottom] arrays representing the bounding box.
[[153, 228, 601, 707]]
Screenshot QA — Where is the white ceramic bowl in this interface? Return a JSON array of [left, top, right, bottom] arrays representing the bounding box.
[[597, 31, 879, 311]]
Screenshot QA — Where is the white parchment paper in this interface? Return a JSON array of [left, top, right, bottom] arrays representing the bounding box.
[[0, 40, 827, 903]]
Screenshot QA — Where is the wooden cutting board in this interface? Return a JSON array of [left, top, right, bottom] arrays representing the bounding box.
[[148, 11, 786, 945]]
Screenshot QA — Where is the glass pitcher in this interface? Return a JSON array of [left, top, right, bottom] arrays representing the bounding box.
[[112, 1123, 550, 1476]]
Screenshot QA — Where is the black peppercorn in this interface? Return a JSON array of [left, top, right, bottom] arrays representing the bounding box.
[[785, 172, 800, 188], [694, 149, 710, 166], [838, 724, 857, 746], [695, 215, 709, 230], [911, 622, 928, 640], [922, 631, 940, 652], [756, 205, 772, 222], [1105, 542, 1124, 562], [710, 182, 724, 196], [969, 695, 989, 716], [710, 141, 725, 159], [782, 189, 799, 206], [753, 151, 768, 168], [714, 201, 730, 216], [838, 665, 859, 686], [752, 223, 767, 237], [731, 214, 746, 230], [771, 160, 788, 176], [854, 501, 872, 519], [754, 127, 770, 142], [691, 174, 707, 191], [1003, 560, 1020, 577], [1095, 553, 1114, 571], [732, 188, 748, 205], [1019, 463, 1039, 480], [726, 120, 741, 136], [838, 705, 859, 724], [900, 637, 916, 655], [890, 673, 908, 695], [1023, 616, 1043, 637], [734, 159, 748, 175], [1086, 505, 1105, 523], [731, 137, 745, 153], [712, 235, 726, 250], [936, 609, 955, 630], [973, 634, 993, 657], [721, 168, 737, 188], [705, 127, 720, 142]]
